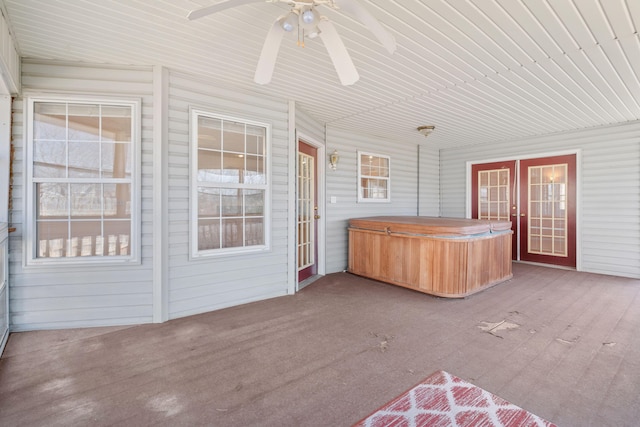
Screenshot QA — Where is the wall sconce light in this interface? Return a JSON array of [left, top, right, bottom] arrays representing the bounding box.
[[329, 149, 339, 170], [417, 125, 435, 138]]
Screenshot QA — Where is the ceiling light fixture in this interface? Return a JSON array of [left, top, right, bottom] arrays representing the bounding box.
[[301, 7, 319, 26], [302, 11, 314, 24], [279, 12, 297, 32], [417, 125, 435, 137]]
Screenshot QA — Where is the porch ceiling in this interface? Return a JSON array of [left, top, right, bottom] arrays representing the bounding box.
[[2, 0, 640, 148]]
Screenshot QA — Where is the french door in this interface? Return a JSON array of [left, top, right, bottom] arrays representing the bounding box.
[[471, 160, 517, 259], [297, 141, 318, 282], [472, 154, 576, 268], [519, 154, 576, 267]]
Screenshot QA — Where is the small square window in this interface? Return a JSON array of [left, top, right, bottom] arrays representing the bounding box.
[[357, 151, 390, 203]]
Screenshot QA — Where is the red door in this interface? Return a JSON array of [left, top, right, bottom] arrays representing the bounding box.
[[297, 141, 318, 282], [471, 160, 518, 259], [472, 155, 576, 268], [519, 154, 576, 268]]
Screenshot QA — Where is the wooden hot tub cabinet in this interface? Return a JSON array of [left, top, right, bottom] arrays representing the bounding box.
[[348, 216, 513, 298]]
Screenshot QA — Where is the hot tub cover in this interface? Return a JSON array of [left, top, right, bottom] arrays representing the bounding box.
[[348, 216, 512, 237]]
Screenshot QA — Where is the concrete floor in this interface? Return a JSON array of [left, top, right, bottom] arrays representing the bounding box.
[[1, 263, 639, 426]]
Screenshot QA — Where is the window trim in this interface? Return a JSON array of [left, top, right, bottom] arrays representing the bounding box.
[[23, 95, 142, 267], [189, 108, 272, 259], [357, 150, 391, 203]]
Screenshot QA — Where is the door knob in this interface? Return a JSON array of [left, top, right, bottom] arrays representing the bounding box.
[[314, 215, 321, 219]]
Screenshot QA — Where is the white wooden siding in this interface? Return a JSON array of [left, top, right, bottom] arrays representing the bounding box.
[[440, 121, 640, 279], [0, 8, 20, 94], [166, 71, 290, 319], [296, 107, 325, 145], [0, 94, 11, 223], [324, 127, 440, 273], [9, 60, 155, 330], [419, 144, 440, 217]]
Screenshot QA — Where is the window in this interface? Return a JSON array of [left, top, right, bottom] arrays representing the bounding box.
[[358, 151, 390, 202], [26, 97, 140, 264], [191, 110, 270, 257]]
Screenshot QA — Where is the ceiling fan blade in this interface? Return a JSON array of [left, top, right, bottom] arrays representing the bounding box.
[[334, 0, 396, 54], [254, 18, 286, 84], [317, 20, 359, 86], [187, 0, 264, 20]]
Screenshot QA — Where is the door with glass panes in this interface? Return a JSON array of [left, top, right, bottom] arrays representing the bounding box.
[[472, 154, 576, 268], [297, 141, 318, 282], [472, 160, 517, 259]]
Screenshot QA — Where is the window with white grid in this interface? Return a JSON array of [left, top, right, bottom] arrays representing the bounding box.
[[190, 110, 270, 257], [25, 97, 140, 265], [357, 151, 390, 203], [528, 164, 568, 257], [477, 168, 510, 221]]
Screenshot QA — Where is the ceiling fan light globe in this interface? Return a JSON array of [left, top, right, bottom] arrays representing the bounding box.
[[302, 9, 315, 24], [300, 7, 320, 30], [282, 22, 294, 32], [279, 12, 297, 32]]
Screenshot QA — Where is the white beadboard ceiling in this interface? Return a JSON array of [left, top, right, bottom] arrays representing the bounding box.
[[2, 0, 640, 148]]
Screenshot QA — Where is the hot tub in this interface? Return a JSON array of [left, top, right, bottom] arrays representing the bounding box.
[[348, 216, 513, 298]]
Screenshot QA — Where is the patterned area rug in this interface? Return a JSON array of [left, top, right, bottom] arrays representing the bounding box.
[[352, 370, 556, 427]]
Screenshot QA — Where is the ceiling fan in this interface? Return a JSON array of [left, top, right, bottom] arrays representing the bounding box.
[[187, 0, 396, 86]]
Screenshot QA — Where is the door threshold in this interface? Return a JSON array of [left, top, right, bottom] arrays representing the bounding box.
[[514, 260, 576, 271], [298, 274, 323, 291]]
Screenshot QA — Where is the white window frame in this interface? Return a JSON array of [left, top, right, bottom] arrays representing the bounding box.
[[24, 95, 142, 266], [189, 109, 271, 259], [357, 151, 391, 203]]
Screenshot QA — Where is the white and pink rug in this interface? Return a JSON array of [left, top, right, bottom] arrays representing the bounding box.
[[353, 370, 556, 427]]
